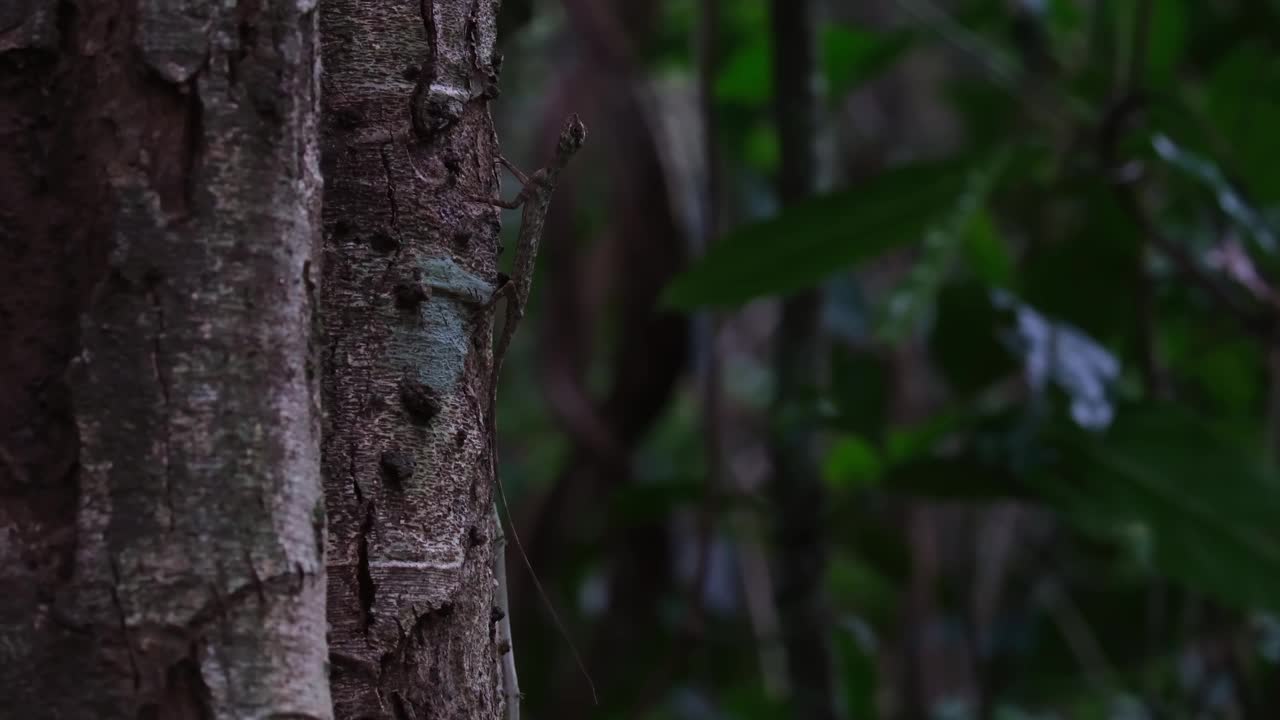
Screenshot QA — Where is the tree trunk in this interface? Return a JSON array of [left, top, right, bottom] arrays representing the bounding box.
[[319, 0, 506, 717], [0, 1, 328, 718]]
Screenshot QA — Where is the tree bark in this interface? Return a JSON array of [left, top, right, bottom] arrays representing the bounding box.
[[319, 1, 505, 717], [0, 1, 328, 718]]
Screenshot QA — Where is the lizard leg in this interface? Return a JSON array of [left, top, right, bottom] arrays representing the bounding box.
[[496, 155, 532, 186], [485, 277, 523, 367], [467, 193, 523, 210], [469, 156, 535, 209], [484, 274, 517, 311]]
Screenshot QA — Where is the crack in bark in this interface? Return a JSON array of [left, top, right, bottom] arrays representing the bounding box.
[[389, 691, 415, 720], [374, 143, 410, 297], [464, 0, 480, 76], [419, 0, 437, 58], [174, 566, 325, 632], [348, 442, 363, 504], [180, 83, 204, 218], [356, 502, 378, 630], [108, 557, 143, 692], [379, 142, 401, 233], [410, 0, 441, 143], [329, 651, 380, 680], [146, 285, 176, 531], [243, 550, 267, 605]]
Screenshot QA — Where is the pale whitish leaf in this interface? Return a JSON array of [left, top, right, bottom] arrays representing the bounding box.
[[1152, 133, 1276, 253], [994, 290, 1120, 430]]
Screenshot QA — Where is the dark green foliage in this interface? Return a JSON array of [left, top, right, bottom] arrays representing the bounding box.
[[662, 151, 997, 308], [504, 0, 1280, 716], [656, 0, 1280, 713], [1044, 408, 1280, 614]]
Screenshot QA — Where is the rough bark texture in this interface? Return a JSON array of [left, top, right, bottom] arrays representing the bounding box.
[[319, 1, 505, 717], [0, 1, 328, 718]]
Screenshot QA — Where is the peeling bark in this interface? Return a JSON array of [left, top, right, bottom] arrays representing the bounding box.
[[0, 1, 327, 718], [320, 0, 505, 717]]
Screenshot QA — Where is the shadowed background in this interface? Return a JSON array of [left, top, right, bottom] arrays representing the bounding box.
[[485, 1, 1280, 718]]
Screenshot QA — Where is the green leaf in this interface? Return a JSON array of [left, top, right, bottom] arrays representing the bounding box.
[[883, 454, 1025, 501], [1202, 42, 1280, 202], [744, 120, 780, 174], [716, 35, 772, 106], [823, 24, 915, 98], [1020, 186, 1139, 342], [1042, 407, 1280, 614], [884, 408, 970, 465], [1047, 0, 1085, 37], [878, 407, 1046, 501], [928, 283, 1019, 395], [946, 78, 1024, 149], [824, 435, 883, 492], [607, 479, 706, 523], [828, 346, 891, 441], [833, 619, 879, 719], [662, 151, 995, 309], [718, 21, 914, 108], [829, 551, 900, 626], [962, 208, 1014, 288], [1147, 0, 1188, 82], [722, 684, 789, 720], [1159, 314, 1265, 419], [876, 150, 1010, 342]]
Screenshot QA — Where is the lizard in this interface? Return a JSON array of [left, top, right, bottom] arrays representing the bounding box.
[[477, 113, 587, 385], [402, 113, 593, 714], [469, 114, 597, 710]]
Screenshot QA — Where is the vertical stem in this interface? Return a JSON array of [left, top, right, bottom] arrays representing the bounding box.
[[768, 0, 839, 718], [494, 505, 521, 720], [689, 0, 723, 625], [1128, 0, 1153, 90], [1091, 0, 1118, 95], [1124, 0, 1163, 399]]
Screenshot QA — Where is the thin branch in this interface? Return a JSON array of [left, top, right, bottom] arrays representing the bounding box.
[[893, 0, 1090, 132], [493, 476, 598, 705], [1098, 95, 1277, 345], [632, 0, 724, 708], [768, 0, 839, 716], [493, 505, 520, 720], [690, 0, 722, 659], [1127, 0, 1153, 90], [1036, 578, 1118, 688], [1121, 0, 1165, 399]]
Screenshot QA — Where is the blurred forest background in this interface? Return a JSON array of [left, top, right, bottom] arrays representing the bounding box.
[[484, 0, 1280, 718]]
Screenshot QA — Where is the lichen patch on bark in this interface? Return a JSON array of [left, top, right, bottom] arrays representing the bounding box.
[[321, 0, 507, 716]]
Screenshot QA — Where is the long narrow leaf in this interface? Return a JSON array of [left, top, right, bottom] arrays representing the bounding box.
[[662, 151, 996, 309]]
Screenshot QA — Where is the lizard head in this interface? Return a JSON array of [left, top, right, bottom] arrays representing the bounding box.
[[557, 114, 587, 158]]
